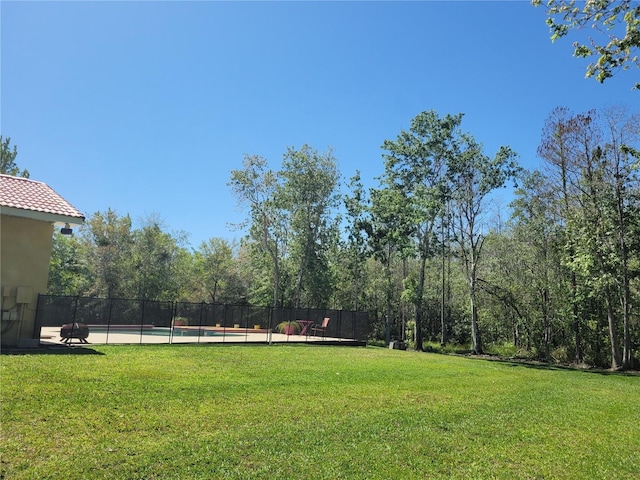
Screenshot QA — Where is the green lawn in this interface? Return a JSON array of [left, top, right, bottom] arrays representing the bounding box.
[[1, 344, 638, 479]]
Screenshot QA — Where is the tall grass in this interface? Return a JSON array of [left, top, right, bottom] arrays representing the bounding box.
[[1, 345, 638, 479]]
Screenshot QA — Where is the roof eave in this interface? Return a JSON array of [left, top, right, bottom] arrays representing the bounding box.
[[0, 206, 85, 226]]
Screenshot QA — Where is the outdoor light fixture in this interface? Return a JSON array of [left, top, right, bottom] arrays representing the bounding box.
[[60, 223, 73, 235]]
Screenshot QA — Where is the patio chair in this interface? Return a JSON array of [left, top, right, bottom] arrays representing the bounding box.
[[311, 317, 330, 337]]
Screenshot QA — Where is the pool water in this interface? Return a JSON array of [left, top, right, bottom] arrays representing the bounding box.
[[87, 326, 245, 337]]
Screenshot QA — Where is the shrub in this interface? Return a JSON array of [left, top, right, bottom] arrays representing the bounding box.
[[275, 321, 300, 335], [486, 341, 518, 358], [550, 346, 570, 364]]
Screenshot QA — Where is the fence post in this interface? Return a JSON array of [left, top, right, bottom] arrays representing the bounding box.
[[105, 299, 112, 344], [222, 303, 227, 342], [139, 300, 145, 345], [32, 294, 44, 339], [169, 301, 176, 344], [198, 302, 204, 344], [71, 296, 79, 324]]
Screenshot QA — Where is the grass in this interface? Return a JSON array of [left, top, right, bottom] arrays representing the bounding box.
[[1, 344, 639, 479]]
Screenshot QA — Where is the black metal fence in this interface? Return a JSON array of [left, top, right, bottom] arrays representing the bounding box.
[[35, 295, 370, 345]]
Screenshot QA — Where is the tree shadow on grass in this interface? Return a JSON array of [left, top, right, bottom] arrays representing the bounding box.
[[465, 354, 639, 377]]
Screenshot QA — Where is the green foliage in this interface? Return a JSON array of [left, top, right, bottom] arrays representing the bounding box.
[[550, 345, 571, 364], [48, 211, 196, 302], [0, 136, 29, 177], [448, 133, 520, 356], [3, 345, 639, 479], [242, 240, 281, 306], [485, 341, 522, 358], [533, 0, 640, 89], [278, 145, 341, 308], [48, 232, 92, 296], [377, 110, 467, 350], [518, 106, 640, 369], [340, 172, 370, 310], [43, 107, 639, 371], [493, 171, 567, 360], [367, 187, 414, 262], [228, 147, 341, 309], [132, 216, 189, 301], [84, 209, 135, 298], [229, 154, 284, 307], [422, 341, 471, 355], [193, 237, 243, 303]]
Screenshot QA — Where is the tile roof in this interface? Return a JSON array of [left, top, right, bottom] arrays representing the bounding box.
[[0, 174, 85, 221]]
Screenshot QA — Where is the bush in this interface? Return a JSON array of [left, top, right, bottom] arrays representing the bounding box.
[[276, 321, 300, 335], [550, 346, 570, 364], [486, 341, 518, 358], [422, 341, 471, 355]]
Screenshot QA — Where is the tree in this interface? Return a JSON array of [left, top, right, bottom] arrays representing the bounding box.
[[380, 111, 462, 351], [0, 136, 29, 177], [229, 155, 286, 307], [48, 231, 92, 296], [537, 106, 639, 369], [277, 145, 340, 308], [437, 205, 453, 347], [600, 106, 639, 369], [564, 113, 623, 368], [569, 107, 639, 370], [83, 209, 135, 298], [366, 186, 413, 345], [533, 0, 640, 89], [194, 237, 238, 303], [342, 172, 370, 311], [132, 216, 187, 301], [508, 171, 565, 359], [448, 136, 520, 355], [537, 106, 586, 363]]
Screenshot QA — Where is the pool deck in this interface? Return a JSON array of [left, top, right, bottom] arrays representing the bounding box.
[[39, 326, 358, 345]]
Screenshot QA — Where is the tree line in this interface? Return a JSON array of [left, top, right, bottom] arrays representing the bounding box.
[[5, 106, 637, 369]]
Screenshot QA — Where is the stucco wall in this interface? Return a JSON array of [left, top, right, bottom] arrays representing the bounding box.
[[1, 214, 54, 347]]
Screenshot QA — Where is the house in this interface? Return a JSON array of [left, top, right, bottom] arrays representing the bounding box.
[[0, 174, 84, 348]]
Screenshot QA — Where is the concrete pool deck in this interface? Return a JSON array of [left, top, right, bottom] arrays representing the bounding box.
[[39, 326, 352, 345]]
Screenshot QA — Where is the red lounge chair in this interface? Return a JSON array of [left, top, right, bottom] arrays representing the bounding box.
[[311, 317, 330, 337]]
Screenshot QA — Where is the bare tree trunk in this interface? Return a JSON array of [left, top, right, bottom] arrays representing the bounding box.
[[441, 221, 447, 346], [385, 244, 391, 346], [402, 257, 408, 342], [605, 288, 621, 370], [615, 176, 632, 370], [541, 288, 551, 361], [294, 231, 312, 309], [441, 250, 447, 346], [210, 280, 219, 304], [466, 239, 483, 355], [352, 274, 359, 311], [272, 254, 280, 308], [570, 273, 583, 363], [414, 254, 427, 352], [469, 282, 483, 355], [622, 295, 631, 369], [263, 222, 280, 309]]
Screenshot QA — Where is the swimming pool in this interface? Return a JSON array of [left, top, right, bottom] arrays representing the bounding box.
[[86, 326, 250, 337]]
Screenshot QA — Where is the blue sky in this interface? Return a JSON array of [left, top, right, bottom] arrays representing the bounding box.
[[2, 1, 637, 248]]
